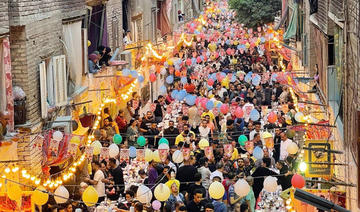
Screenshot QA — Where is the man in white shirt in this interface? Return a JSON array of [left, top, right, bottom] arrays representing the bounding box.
[[199, 120, 211, 140], [279, 132, 293, 160], [86, 161, 106, 204], [249, 121, 262, 141], [210, 162, 224, 181]]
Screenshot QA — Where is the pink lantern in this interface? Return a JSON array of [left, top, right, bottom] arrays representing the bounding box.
[[235, 107, 244, 118], [220, 104, 229, 114], [149, 73, 157, 82]]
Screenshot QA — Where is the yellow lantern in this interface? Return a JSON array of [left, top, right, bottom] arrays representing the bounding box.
[[91, 140, 102, 155], [33, 186, 49, 206], [82, 186, 99, 206], [145, 149, 153, 162], [199, 139, 209, 150], [154, 183, 171, 201], [209, 182, 225, 200], [7, 183, 22, 201], [87, 40, 91, 47]]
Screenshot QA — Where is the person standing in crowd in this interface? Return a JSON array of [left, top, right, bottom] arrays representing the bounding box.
[[251, 157, 278, 199], [108, 158, 124, 196], [85, 161, 106, 204], [187, 189, 207, 212], [280, 131, 293, 160], [154, 95, 165, 123], [164, 120, 180, 146], [115, 110, 127, 133]]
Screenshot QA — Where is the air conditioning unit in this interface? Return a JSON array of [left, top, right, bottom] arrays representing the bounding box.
[[120, 50, 132, 69]]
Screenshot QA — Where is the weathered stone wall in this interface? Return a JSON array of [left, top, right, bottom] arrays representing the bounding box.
[[0, 1, 9, 35]]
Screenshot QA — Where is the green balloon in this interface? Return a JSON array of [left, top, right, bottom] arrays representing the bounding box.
[[158, 137, 169, 145], [238, 135, 248, 146], [286, 129, 295, 138], [113, 134, 122, 144], [137, 136, 146, 147]]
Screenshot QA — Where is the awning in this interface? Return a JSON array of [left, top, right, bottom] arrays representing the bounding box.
[[283, 2, 299, 40]]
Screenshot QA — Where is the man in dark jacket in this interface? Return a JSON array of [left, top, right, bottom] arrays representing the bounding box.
[[154, 95, 165, 123], [251, 157, 278, 199]]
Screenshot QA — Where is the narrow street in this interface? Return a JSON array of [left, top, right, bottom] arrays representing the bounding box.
[[0, 0, 358, 211]]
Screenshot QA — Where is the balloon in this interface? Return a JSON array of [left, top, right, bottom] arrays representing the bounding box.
[[177, 90, 187, 101], [149, 73, 157, 82], [220, 104, 229, 114], [208, 79, 214, 86], [185, 95, 196, 105], [253, 146, 264, 160], [263, 176, 278, 192], [54, 186, 69, 204], [166, 75, 174, 84], [91, 140, 102, 155], [238, 135, 248, 146], [234, 179, 250, 197], [145, 149, 153, 162], [295, 112, 305, 122], [130, 70, 138, 78], [262, 132, 272, 139], [152, 200, 162, 210], [7, 183, 22, 201], [209, 182, 225, 199], [160, 85, 167, 94], [172, 150, 183, 163], [235, 107, 244, 118], [159, 137, 169, 146], [108, 144, 119, 158], [82, 186, 99, 206], [129, 146, 137, 158], [137, 185, 153, 204], [152, 150, 161, 162], [87, 40, 91, 47], [113, 134, 122, 144], [154, 183, 171, 201], [291, 174, 305, 188], [137, 136, 146, 147], [199, 139, 209, 150], [171, 90, 179, 99], [53, 131, 63, 141], [252, 74, 261, 86], [138, 75, 144, 83], [158, 143, 170, 150], [206, 100, 214, 110], [160, 67, 167, 75], [181, 77, 187, 84], [250, 109, 260, 121], [286, 129, 296, 138], [287, 142, 299, 154], [70, 136, 80, 145], [33, 186, 49, 205], [268, 112, 277, 123], [186, 58, 192, 66]]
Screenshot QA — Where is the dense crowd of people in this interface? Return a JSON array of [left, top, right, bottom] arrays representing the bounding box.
[[51, 1, 304, 212]]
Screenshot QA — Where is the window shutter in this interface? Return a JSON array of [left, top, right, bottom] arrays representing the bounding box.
[[39, 62, 48, 118], [47, 59, 55, 106], [302, 33, 308, 67], [53, 55, 67, 106]]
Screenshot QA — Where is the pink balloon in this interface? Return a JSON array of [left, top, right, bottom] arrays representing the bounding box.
[[152, 200, 161, 210], [201, 98, 208, 109], [186, 58, 192, 66], [226, 48, 232, 55], [235, 107, 244, 118], [196, 56, 202, 63], [268, 112, 277, 123], [195, 97, 201, 106], [220, 104, 229, 114], [150, 73, 157, 82], [208, 79, 214, 86]]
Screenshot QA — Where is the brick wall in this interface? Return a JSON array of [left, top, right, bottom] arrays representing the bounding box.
[[0, 0, 9, 35], [106, 0, 123, 51], [9, 0, 86, 26]]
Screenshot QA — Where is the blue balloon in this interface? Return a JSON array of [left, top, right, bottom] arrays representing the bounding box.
[[271, 73, 278, 82], [191, 23, 195, 27], [225, 40, 230, 45], [245, 74, 252, 83], [240, 44, 246, 49], [129, 146, 137, 158], [206, 100, 214, 110], [130, 70, 138, 78], [210, 73, 217, 80], [122, 69, 130, 76], [166, 75, 174, 84], [260, 37, 266, 43], [185, 95, 196, 105], [138, 75, 144, 83], [220, 72, 226, 78], [237, 45, 241, 50], [194, 30, 200, 35], [252, 74, 261, 86], [175, 64, 180, 71], [160, 85, 167, 94], [230, 74, 237, 82], [200, 55, 204, 61], [206, 52, 211, 57], [253, 146, 264, 160], [191, 57, 197, 65], [164, 61, 169, 67], [181, 77, 187, 84], [171, 90, 179, 99], [216, 102, 222, 109], [250, 109, 260, 121], [177, 90, 187, 101]]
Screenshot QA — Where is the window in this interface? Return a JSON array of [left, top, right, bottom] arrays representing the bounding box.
[[302, 33, 308, 67], [39, 55, 67, 118]]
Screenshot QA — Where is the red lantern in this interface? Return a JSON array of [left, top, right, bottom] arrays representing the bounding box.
[[268, 112, 277, 123], [149, 73, 157, 82], [235, 107, 244, 118], [291, 174, 305, 188]]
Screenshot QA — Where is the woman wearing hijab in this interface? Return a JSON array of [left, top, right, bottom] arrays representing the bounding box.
[[88, 54, 100, 73], [99, 47, 112, 66]]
